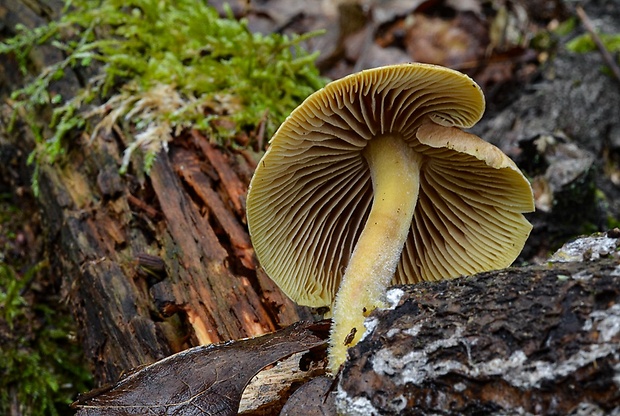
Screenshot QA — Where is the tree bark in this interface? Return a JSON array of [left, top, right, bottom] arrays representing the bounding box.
[[0, 0, 306, 386]]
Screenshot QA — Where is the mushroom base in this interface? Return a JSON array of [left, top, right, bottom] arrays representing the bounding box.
[[328, 134, 421, 374]]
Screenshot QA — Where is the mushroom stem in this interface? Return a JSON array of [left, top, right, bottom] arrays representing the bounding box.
[[328, 134, 421, 373]]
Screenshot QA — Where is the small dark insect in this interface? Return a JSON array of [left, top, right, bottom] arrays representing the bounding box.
[[344, 327, 357, 346]]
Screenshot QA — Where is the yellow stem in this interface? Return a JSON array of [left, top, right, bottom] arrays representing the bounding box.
[[328, 134, 421, 374]]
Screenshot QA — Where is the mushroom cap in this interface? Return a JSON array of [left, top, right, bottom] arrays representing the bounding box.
[[246, 63, 534, 308]]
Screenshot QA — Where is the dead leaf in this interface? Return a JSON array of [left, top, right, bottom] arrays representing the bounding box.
[[405, 13, 487, 68], [279, 376, 336, 415], [72, 321, 329, 416]]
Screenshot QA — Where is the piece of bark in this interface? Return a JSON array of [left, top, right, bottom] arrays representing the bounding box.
[[238, 352, 330, 415], [336, 257, 620, 415], [172, 145, 255, 269]]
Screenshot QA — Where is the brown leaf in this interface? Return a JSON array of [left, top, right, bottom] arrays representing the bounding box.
[[405, 13, 487, 68], [279, 376, 336, 415], [73, 321, 329, 416]]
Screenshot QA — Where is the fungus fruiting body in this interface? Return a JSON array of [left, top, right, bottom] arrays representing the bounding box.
[[246, 63, 534, 374]]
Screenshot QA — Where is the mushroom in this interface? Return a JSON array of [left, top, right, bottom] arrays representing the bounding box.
[[246, 63, 534, 373]]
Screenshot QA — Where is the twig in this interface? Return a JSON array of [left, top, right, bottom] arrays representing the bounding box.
[[576, 5, 620, 86]]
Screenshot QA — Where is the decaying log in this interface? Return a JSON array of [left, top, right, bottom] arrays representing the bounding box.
[[35, 130, 307, 384], [0, 0, 306, 386], [336, 257, 620, 415], [29, 129, 305, 384]]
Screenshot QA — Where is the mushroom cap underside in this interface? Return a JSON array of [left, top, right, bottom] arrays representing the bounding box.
[[246, 63, 534, 307]]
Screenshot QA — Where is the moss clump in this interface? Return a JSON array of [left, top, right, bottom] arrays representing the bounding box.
[[0, 264, 93, 416], [566, 31, 620, 54], [1, 0, 327, 178]]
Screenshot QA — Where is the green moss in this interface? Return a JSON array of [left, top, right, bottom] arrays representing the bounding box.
[[0, 264, 92, 416], [1, 0, 327, 183], [566, 32, 620, 54]]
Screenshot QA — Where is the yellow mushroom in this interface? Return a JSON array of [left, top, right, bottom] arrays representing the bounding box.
[[246, 63, 534, 374]]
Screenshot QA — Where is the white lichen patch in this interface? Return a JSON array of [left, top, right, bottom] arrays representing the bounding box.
[[335, 386, 379, 416], [571, 270, 593, 281], [453, 382, 467, 392], [548, 235, 619, 262], [568, 403, 619, 416], [386, 327, 401, 338], [384, 288, 405, 310], [582, 304, 620, 342], [390, 395, 407, 413], [372, 325, 466, 384], [359, 317, 379, 343], [403, 322, 423, 338]]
